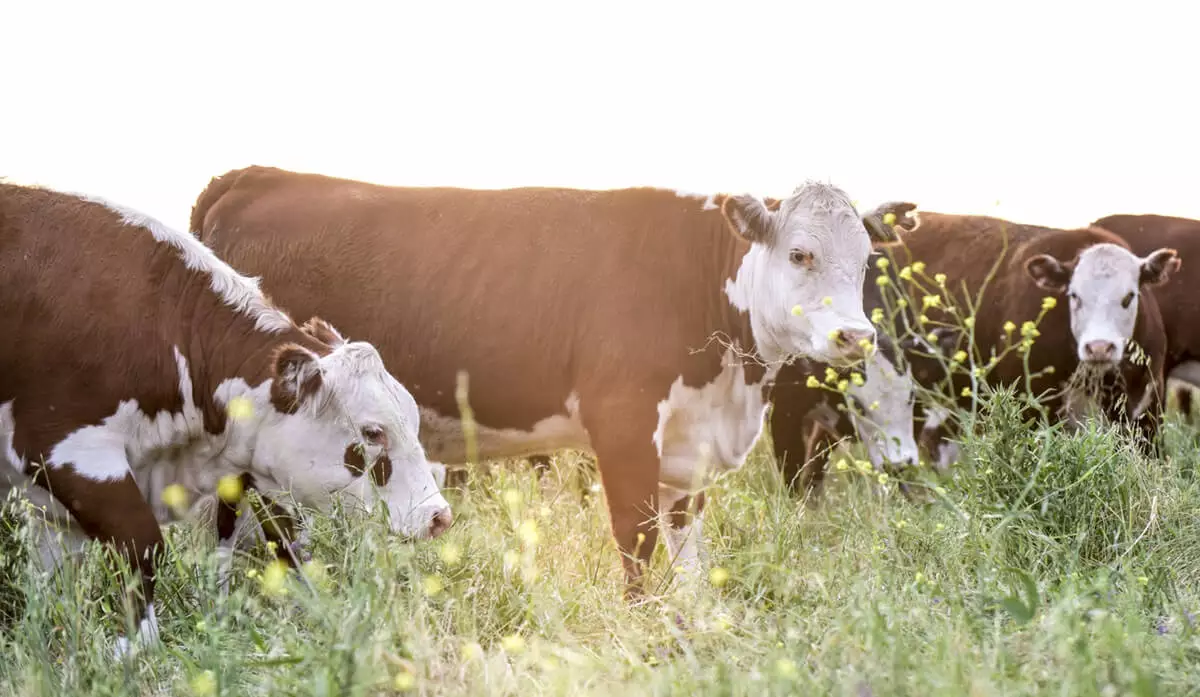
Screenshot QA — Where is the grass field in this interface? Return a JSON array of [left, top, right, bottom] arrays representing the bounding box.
[[2, 382, 1200, 696]]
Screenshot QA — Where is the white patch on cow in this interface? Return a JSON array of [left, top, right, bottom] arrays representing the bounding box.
[[72, 191, 293, 334], [653, 347, 771, 494], [1065, 244, 1149, 364], [845, 351, 919, 469], [113, 602, 159, 658], [418, 392, 591, 464], [657, 484, 707, 582], [672, 189, 719, 210], [723, 182, 874, 366], [920, 405, 959, 472], [1, 401, 20, 474]]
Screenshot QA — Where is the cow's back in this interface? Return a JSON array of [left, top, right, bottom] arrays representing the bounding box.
[[192, 167, 735, 440]]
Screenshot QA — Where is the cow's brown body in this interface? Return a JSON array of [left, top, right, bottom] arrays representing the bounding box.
[[191, 165, 880, 591], [1091, 214, 1200, 419]]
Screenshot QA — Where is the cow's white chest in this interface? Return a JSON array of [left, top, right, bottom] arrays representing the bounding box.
[[653, 349, 771, 493], [418, 392, 592, 464]]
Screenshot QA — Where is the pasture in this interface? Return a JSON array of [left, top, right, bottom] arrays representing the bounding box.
[[2, 382, 1199, 695]]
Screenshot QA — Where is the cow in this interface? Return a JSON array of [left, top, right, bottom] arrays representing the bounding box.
[[1089, 214, 1200, 421], [190, 165, 890, 595], [0, 182, 451, 655], [840, 204, 1177, 466]]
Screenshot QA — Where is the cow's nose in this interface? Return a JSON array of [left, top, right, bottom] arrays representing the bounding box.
[[1084, 340, 1116, 362], [835, 327, 876, 357], [428, 507, 454, 539]]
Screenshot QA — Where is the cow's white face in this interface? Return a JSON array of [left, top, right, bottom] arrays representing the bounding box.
[[845, 342, 919, 469], [724, 182, 876, 367], [1026, 243, 1179, 365], [249, 330, 451, 540]]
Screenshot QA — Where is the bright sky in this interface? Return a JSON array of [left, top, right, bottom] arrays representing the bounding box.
[[5, 1, 1198, 232]]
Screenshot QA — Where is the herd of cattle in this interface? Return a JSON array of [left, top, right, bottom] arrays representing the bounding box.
[[1, 165, 1196, 655]]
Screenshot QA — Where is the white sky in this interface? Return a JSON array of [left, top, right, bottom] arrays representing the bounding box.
[[4, 1, 1198, 231]]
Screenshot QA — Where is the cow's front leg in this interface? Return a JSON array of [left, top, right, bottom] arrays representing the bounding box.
[[583, 396, 662, 599], [30, 460, 164, 657]]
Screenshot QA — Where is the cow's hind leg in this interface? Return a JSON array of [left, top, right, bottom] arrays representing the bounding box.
[[28, 458, 164, 657], [658, 486, 707, 587]]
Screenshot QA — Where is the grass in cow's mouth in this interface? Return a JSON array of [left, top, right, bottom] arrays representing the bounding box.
[[1, 409, 1199, 696]]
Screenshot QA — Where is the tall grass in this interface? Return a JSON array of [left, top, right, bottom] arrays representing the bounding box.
[[2, 410, 1199, 695]]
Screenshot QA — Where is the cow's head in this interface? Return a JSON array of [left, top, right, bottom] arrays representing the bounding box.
[[844, 335, 919, 469], [722, 182, 877, 367], [1025, 243, 1180, 365], [245, 318, 452, 540]]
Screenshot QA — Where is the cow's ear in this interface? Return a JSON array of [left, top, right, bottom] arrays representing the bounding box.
[[270, 344, 324, 413], [862, 201, 919, 242], [1025, 254, 1073, 292], [722, 194, 775, 244], [1139, 247, 1181, 287], [301, 316, 347, 348]]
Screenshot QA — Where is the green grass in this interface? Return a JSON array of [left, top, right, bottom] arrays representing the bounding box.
[[3, 393, 1200, 696]]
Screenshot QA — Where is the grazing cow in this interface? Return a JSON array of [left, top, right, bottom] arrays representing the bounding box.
[[1089, 214, 1199, 420], [190, 165, 888, 593], [861, 204, 1176, 463], [0, 182, 450, 654]]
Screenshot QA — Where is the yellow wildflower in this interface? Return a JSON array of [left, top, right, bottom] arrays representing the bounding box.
[[877, 472, 889, 485], [875, 275, 890, 287], [1003, 321, 1016, 335], [882, 212, 897, 226], [502, 488, 522, 507], [923, 295, 941, 309], [961, 387, 972, 397], [518, 519, 540, 545], [822, 296, 833, 306], [899, 265, 913, 281], [393, 670, 416, 691], [964, 316, 975, 329], [227, 396, 254, 421], [1042, 296, 1057, 310], [836, 379, 849, 393], [934, 273, 947, 286], [216, 474, 243, 505], [875, 257, 890, 270], [897, 298, 908, 308], [421, 575, 444, 597], [952, 350, 968, 363], [926, 332, 939, 343], [261, 559, 289, 597], [912, 261, 926, 274], [871, 307, 885, 324], [835, 460, 850, 471], [824, 367, 838, 383], [791, 305, 804, 316], [805, 376, 820, 389], [709, 567, 731, 587], [1020, 321, 1039, 338], [1045, 365, 1055, 375], [189, 670, 217, 697], [161, 484, 188, 514], [439, 542, 463, 566], [869, 401, 880, 411], [850, 372, 865, 386], [915, 572, 925, 584], [461, 642, 484, 661], [776, 658, 798, 678]]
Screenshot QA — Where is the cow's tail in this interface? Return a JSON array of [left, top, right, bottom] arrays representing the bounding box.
[[189, 167, 252, 241]]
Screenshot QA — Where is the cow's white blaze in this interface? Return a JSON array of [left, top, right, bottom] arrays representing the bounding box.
[[724, 182, 875, 367], [845, 350, 919, 469], [1027, 243, 1180, 365]]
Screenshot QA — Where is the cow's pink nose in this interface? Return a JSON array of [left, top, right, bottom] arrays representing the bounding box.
[[835, 328, 876, 356], [1084, 340, 1115, 362], [428, 507, 454, 538]]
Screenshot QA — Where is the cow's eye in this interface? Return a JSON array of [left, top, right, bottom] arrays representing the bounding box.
[[789, 249, 814, 267], [1121, 291, 1136, 309], [361, 426, 387, 447]]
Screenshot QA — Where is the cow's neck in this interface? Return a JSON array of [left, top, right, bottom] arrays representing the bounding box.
[[708, 212, 771, 386]]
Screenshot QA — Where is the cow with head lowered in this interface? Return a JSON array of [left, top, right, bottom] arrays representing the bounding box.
[[0, 182, 450, 654], [190, 166, 889, 594]]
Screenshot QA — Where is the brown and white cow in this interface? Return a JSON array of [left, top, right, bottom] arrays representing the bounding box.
[[1089, 214, 1200, 419], [0, 182, 450, 654], [190, 165, 888, 593], [840, 204, 1176, 467]]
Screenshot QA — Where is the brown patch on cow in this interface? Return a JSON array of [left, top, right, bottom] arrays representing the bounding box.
[[343, 444, 393, 486]]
